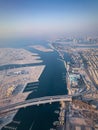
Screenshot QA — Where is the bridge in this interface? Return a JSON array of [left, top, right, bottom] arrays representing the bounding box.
[[0, 95, 72, 114]]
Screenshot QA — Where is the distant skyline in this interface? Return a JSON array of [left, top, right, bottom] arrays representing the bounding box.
[[0, 0, 98, 39]]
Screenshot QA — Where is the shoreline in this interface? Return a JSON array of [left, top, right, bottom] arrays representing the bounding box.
[[50, 43, 70, 95]]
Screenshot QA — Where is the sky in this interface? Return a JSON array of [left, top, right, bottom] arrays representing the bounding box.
[[0, 0, 98, 39]]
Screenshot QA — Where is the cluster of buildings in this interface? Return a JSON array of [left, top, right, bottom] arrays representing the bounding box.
[[51, 39, 98, 130], [66, 57, 85, 95], [52, 36, 98, 45], [80, 49, 98, 86], [73, 37, 98, 44], [65, 99, 98, 130]]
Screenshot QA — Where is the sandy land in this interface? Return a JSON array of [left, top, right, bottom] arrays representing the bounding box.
[[0, 48, 42, 66], [31, 45, 53, 52], [0, 65, 45, 99], [0, 65, 45, 129], [0, 47, 46, 128]]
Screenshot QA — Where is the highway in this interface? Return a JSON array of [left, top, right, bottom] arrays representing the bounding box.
[[0, 95, 72, 114]]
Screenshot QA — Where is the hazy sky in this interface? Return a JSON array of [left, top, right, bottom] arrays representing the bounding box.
[[0, 0, 98, 38]]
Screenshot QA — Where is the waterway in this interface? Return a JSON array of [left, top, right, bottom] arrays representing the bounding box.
[[1, 40, 68, 130]]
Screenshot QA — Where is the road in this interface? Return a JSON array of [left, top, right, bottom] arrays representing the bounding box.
[[0, 95, 72, 114]]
